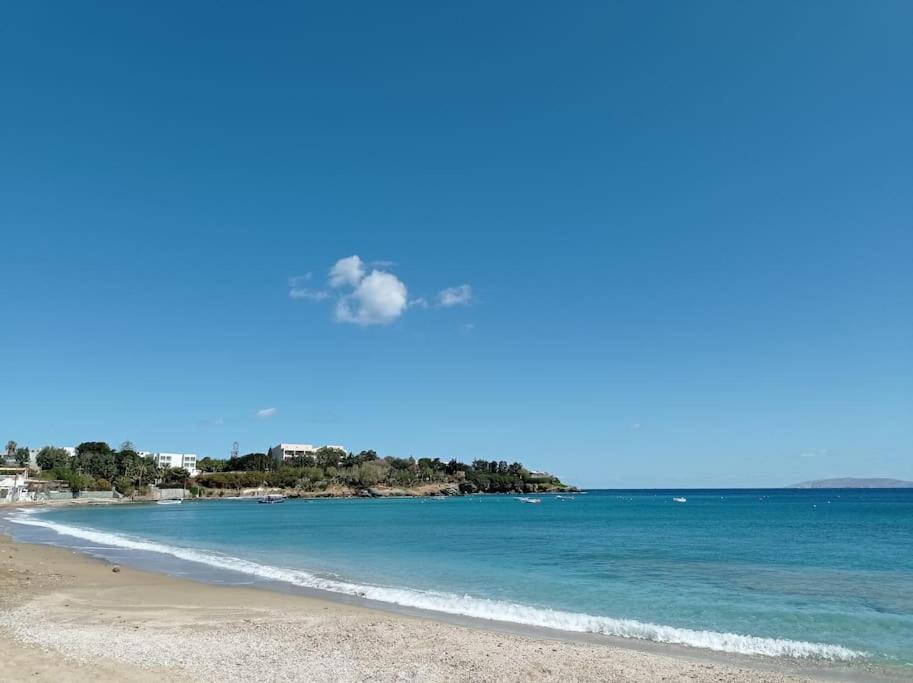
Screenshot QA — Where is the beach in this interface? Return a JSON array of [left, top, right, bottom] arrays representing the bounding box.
[[0, 531, 834, 683]]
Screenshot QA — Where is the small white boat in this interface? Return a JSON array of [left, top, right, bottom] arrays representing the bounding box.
[[517, 497, 541, 504], [157, 499, 182, 505], [673, 497, 687, 503], [258, 494, 287, 504]]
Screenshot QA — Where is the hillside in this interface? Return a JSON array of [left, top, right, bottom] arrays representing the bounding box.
[[194, 450, 577, 497]]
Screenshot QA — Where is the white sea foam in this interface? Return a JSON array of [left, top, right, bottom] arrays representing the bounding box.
[[8, 512, 864, 661]]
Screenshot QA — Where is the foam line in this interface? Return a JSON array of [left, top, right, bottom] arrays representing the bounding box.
[[8, 512, 864, 661]]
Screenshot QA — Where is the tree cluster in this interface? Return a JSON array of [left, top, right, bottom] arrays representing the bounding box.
[[196, 451, 564, 495], [35, 441, 190, 496]]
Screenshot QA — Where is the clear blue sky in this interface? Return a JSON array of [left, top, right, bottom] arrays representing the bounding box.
[[2, 2, 911, 487]]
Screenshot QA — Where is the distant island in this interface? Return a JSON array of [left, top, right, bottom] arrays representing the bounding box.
[[789, 478, 913, 489]]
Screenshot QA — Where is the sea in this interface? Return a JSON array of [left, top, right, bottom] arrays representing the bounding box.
[[3, 489, 912, 673]]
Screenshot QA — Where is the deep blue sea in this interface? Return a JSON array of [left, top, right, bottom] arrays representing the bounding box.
[[4, 490, 912, 670]]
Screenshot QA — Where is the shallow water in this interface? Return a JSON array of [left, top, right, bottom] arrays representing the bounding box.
[[5, 490, 912, 668]]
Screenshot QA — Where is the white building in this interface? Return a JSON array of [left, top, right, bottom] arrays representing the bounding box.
[[0, 468, 29, 504], [268, 443, 347, 463], [140, 452, 199, 476], [269, 443, 316, 462]]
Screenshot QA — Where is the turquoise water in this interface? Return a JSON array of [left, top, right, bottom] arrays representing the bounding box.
[[5, 490, 913, 667]]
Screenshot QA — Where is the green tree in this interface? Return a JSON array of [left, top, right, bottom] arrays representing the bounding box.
[[37, 446, 72, 471], [5, 440, 17, 461], [77, 449, 117, 481], [160, 467, 191, 488], [113, 475, 136, 496], [197, 456, 226, 472], [76, 441, 113, 457], [64, 471, 93, 497], [356, 450, 378, 463], [141, 456, 162, 485], [226, 452, 272, 471], [315, 447, 345, 468], [15, 447, 30, 467], [284, 454, 316, 468]]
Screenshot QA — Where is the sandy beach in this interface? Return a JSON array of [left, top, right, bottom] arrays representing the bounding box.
[[0, 530, 862, 683]]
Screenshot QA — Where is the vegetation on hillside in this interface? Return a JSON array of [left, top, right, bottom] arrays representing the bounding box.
[[12, 439, 572, 497], [195, 449, 571, 495]]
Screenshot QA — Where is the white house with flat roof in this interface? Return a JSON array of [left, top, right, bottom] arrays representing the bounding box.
[[269, 443, 347, 463], [269, 443, 315, 462], [140, 451, 198, 476], [0, 468, 29, 503]]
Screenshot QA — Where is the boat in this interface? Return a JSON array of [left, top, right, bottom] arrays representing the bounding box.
[[157, 499, 182, 505], [517, 497, 541, 504], [673, 497, 687, 503], [258, 494, 287, 504]]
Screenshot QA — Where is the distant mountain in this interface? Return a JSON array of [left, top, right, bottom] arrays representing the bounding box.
[[789, 478, 913, 489]]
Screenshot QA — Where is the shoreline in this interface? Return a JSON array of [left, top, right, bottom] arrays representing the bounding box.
[[0, 526, 896, 683]]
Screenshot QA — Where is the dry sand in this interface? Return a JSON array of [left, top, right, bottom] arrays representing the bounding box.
[[0, 533, 851, 682]]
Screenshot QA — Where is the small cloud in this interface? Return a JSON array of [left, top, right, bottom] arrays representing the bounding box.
[[289, 255, 471, 328], [371, 260, 397, 268], [335, 270, 408, 326], [288, 273, 312, 286], [329, 255, 366, 288], [257, 407, 277, 418], [289, 288, 330, 301], [288, 273, 329, 300], [461, 323, 475, 335], [632, 422, 642, 431], [799, 449, 830, 458], [438, 284, 472, 307]]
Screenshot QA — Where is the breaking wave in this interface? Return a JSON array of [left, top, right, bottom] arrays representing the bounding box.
[[7, 511, 864, 661]]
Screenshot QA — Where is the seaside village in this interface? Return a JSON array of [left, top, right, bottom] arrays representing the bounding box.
[[0, 442, 342, 504]]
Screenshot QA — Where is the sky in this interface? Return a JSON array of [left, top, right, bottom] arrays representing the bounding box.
[[1, 1, 911, 487]]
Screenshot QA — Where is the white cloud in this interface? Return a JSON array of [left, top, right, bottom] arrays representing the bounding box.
[[438, 284, 472, 307], [335, 270, 408, 326], [289, 254, 471, 328], [288, 273, 312, 285], [257, 407, 277, 418], [329, 255, 365, 288], [289, 288, 330, 301], [288, 273, 330, 300], [799, 449, 830, 458]]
